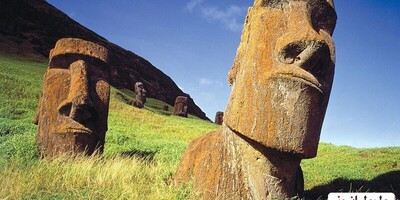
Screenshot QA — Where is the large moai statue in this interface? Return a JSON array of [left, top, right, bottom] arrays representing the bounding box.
[[176, 0, 337, 199], [173, 96, 188, 117], [132, 82, 147, 108], [34, 38, 111, 158], [214, 111, 224, 125]]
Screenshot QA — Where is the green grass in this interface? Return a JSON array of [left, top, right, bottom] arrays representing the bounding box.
[[0, 54, 399, 199]]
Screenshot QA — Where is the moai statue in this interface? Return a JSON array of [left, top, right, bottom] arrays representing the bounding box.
[[162, 105, 169, 111], [214, 111, 224, 125], [132, 82, 146, 108], [175, 0, 337, 199], [173, 96, 188, 117], [34, 38, 111, 158]]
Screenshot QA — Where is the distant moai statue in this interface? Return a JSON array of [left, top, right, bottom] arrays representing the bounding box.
[[214, 111, 223, 125], [173, 96, 188, 117], [175, 0, 337, 198], [162, 105, 169, 111], [34, 38, 111, 158], [132, 82, 146, 108]]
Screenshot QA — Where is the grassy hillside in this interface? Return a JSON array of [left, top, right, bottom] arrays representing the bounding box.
[[0, 54, 399, 199]]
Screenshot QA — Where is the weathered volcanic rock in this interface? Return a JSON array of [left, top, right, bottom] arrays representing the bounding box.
[[35, 38, 111, 158], [173, 96, 188, 118], [132, 82, 146, 108], [0, 0, 209, 120], [214, 111, 224, 125], [176, 0, 336, 198], [176, 126, 304, 199]]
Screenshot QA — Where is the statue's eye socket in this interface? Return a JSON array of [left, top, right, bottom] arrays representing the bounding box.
[[309, 2, 337, 35]]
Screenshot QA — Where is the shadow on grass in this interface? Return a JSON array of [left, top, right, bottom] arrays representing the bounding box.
[[305, 170, 400, 199], [121, 149, 157, 162]]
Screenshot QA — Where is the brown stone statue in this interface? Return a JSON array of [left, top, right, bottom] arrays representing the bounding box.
[[175, 0, 337, 199], [214, 111, 224, 125], [132, 82, 147, 108], [173, 96, 188, 117], [163, 105, 169, 111], [34, 38, 111, 158]]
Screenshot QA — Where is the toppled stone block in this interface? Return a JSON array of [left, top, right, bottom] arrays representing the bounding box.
[[35, 38, 111, 158]]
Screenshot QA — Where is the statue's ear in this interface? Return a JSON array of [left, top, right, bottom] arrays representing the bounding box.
[[34, 91, 43, 125], [227, 61, 238, 86]]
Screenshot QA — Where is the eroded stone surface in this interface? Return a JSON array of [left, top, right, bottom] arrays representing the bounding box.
[[132, 82, 146, 108], [214, 111, 224, 125], [176, 0, 336, 198], [225, 0, 336, 158], [35, 38, 111, 158], [173, 96, 188, 117]]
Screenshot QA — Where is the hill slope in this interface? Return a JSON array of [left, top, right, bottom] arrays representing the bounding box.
[[0, 0, 209, 120], [0, 55, 399, 199]]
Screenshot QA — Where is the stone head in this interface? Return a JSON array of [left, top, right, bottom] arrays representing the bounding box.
[[35, 38, 111, 157], [215, 111, 224, 125], [174, 96, 188, 117], [224, 0, 337, 158], [134, 82, 147, 103]]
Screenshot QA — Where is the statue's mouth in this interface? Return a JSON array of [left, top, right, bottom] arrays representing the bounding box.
[[55, 127, 92, 135], [269, 66, 324, 94], [65, 127, 92, 134]]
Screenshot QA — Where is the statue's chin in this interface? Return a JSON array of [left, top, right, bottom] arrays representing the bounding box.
[[263, 76, 326, 158]]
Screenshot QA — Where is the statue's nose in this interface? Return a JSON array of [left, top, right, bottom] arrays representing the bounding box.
[[58, 60, 97, 123], [278, 40, 331, 77]]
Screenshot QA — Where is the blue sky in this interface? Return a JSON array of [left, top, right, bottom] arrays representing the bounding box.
[[47, 0, 400, 148]]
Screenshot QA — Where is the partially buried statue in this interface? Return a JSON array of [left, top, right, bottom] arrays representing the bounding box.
[[173, 96, 188, 117], [132, 82, 147, 108], [214, 111, 224, 125], [34, 38, 111, 158], [175, 0, 337, 199]]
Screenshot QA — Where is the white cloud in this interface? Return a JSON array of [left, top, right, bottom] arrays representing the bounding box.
[[185, 1, 246, 32], [185, 0, 204, 12], [199, 78, 224, 87], [201, 5, 246, 32], [199, 78, 213, 85]]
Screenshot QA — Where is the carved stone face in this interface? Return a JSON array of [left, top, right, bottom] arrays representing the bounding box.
[[135, 82, 146, 103], [224, 0, 336, 158], [35, 38, 110, 157], [215, 112, 224, 125], [173, 96, 188, 117]]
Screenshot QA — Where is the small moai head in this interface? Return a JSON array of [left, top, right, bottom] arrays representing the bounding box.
[[224, 0, 337, 158], [173, 96, 188, 117], [133, 82, 146, 108], [134, 82, 146, 103], [163, 105, 169, 111], [35, 38, 111, 158], [214, 111, 224, 125]]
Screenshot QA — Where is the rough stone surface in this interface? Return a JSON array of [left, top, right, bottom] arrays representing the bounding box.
[[132, 82, 146, 108], [214, 111, 224, 125], [35, 38, 111, 158], [176, 0, 336, 198], [173, 96, 188, 118]]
